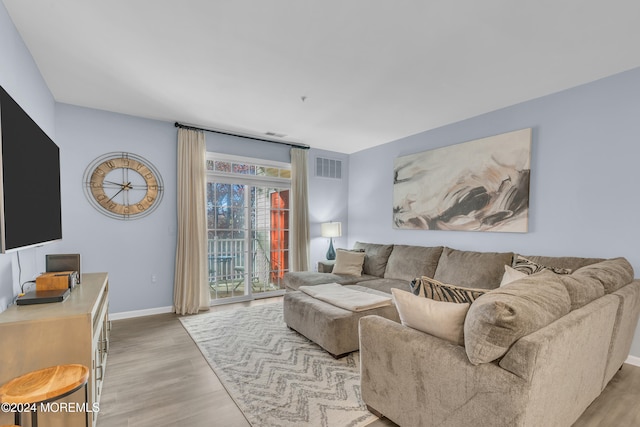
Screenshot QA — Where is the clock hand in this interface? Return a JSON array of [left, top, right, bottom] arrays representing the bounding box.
[[106, 182, 132, 203], [106, 188, 124, 203]]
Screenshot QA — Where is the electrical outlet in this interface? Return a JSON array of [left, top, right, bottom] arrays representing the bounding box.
[[151, 274, 158, 284]]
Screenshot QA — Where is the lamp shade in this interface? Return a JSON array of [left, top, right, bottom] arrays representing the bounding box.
[[321, 222, 342, 238]]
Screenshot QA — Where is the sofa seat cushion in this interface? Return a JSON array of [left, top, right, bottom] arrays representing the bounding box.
[[353, 242, 394, 277], [383, 245, 443, 281], [355, 278, 410, 294], [464, 270, 571, 365], [571, 258, 634, 294], [283, 271, 377, 291], [433, 247, 514, 289]]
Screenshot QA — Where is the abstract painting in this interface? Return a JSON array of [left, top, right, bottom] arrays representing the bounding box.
[[393, 128, 532, 233]]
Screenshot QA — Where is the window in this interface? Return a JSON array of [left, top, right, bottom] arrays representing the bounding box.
[[206, 153, 291, 301]]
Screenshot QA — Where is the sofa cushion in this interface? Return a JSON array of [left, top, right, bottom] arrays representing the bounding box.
[[571, 258, 634, 294], [353, 242, 394, 277], [464, 270, 571, 365], [433, 247, 514, 289], [521, 255, 604, 273], [410, 276, 487, 303], [512, 255, 572, 275], [332, 249, 366, 276], [355, 278, 410, 294], [392, 288, 469, 346], [383, 245, 444, 281], [557, 274, 605, 311]]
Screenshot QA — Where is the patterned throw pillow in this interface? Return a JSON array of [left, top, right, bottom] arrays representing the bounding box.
[[410, 276, 487, 303], [512, 255, 572, 275]]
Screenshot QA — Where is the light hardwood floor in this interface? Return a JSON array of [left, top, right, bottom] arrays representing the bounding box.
[[97, 298, 640, 427]]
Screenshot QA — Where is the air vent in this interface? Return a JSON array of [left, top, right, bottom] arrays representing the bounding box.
[[316, 157, 342, 179]]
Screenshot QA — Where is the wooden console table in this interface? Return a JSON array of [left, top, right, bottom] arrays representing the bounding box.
[[0, 273, 109, 427]]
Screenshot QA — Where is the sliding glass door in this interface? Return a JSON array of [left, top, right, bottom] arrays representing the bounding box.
[[206, 154, 290, 303]]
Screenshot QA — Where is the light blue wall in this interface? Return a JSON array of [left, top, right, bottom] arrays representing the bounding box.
[[3, 0, 638, 357], [0, 1, 57, 312], [348, 66, 640, 357], [308, 149, 349, 268], [52, 107, 342, 314], [54, 104, 177, 314], [205, 131, 291, 163]]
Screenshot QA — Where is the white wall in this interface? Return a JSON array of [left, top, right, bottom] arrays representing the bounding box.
[[348, 66, 640, 357]]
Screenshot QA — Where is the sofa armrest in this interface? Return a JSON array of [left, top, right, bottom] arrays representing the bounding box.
[[498, 294, 618, 426], [359, 315, 527, 427], [317, 260, 335, 273], [604, 280, 640, 386]]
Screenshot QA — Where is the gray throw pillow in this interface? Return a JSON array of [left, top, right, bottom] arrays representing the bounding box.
[[571, 258, 634, 294], [353, 242, 394, 277], [433, 248, 513, 289], [464, 270, 571, 365]]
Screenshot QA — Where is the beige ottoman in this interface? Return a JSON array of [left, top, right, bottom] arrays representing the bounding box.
[[283, 285, 400, 358]]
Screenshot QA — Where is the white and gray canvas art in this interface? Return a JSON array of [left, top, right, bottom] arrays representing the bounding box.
[[393, 128, 532, 233]]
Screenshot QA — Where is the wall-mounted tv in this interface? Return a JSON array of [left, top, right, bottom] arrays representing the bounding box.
[[0, 85, 62, 253]]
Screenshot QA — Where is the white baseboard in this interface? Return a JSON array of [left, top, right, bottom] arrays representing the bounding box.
[[109, 306, 174, 320], [625, 355, 640, 367]]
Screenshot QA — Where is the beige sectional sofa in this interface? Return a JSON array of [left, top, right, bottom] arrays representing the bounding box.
[[282, 242, 640, 427]]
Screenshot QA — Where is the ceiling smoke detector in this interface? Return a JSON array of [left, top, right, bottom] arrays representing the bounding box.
[[265, 131, 287, 138]]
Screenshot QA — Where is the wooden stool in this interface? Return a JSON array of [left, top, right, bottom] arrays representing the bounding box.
[[0, 364, 90, 427]]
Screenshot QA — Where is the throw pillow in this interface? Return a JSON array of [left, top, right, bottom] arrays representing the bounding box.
[[571, 257, 634, 294], [433, 248, 514, 289], [512, 255, 572, 275], [499, 265, 528, 286], [392, 288, 469, 346], [331, 249, 365, 276], [464, 270, 571, 365], [410, 276, 487, 303]]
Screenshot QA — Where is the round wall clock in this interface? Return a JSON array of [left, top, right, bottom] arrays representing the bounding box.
[[83, 152, 164, 220]]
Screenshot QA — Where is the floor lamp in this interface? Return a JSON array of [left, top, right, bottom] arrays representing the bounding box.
[[321, 222, 342, 260]]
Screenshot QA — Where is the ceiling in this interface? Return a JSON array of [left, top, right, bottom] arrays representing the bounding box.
[[3, 1, 640, 154]]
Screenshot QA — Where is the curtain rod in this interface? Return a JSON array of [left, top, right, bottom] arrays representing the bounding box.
[[174, 122, 310, 150]]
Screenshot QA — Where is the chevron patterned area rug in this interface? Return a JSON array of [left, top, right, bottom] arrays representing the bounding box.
[[179, 302, 377, 427]]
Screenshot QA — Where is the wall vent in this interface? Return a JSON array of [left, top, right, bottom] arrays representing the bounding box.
[[315, 157, 342, 179]]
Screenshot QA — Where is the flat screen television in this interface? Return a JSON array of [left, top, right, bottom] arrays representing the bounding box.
[[0, 85, 62, 253]]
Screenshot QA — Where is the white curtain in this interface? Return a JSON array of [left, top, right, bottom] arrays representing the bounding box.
[[173, 128, 209, 314], [290, 147, 310, 271]]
